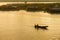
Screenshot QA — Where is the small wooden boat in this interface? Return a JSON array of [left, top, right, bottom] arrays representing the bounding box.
[[34, 24, 48, 29]]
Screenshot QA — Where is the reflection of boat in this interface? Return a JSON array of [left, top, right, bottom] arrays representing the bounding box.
[[34, 24, 48, 29]]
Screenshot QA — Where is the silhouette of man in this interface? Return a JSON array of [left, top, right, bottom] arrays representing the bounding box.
[[37, 24, 39, 26]]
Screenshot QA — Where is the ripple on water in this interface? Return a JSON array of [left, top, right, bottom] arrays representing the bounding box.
[[49, 36, 60, 40]]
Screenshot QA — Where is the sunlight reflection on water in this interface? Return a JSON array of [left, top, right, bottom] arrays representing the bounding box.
[[0, 10, 60, 40]]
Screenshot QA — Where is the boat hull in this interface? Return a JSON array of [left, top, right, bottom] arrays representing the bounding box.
[[34, 25, 48, 29]]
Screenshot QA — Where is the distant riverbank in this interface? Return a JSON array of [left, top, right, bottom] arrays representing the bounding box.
[[0, 2, 60, 12]]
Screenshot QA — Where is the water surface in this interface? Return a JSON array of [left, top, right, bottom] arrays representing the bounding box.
[[0, 10, 60, 40]]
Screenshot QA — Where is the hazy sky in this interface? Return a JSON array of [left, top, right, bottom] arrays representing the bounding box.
[[0, 0, 60, 2]]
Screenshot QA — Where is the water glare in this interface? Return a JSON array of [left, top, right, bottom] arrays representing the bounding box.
[[0, 10, 60, 40]]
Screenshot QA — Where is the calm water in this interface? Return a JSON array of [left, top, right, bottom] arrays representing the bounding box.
[[0, 10, 60, 40]]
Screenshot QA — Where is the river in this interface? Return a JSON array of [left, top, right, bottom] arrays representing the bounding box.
[[0, 10, 60, 40]]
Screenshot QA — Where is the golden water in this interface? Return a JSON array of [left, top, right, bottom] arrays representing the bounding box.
[[0, 10, 60, 40]]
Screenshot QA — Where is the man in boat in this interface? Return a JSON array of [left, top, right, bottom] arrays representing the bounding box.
[[35, 24, 39, 28], [37, 24, 39, 27]]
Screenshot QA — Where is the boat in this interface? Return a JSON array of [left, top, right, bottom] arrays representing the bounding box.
[[34, 24, 48, 29]]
